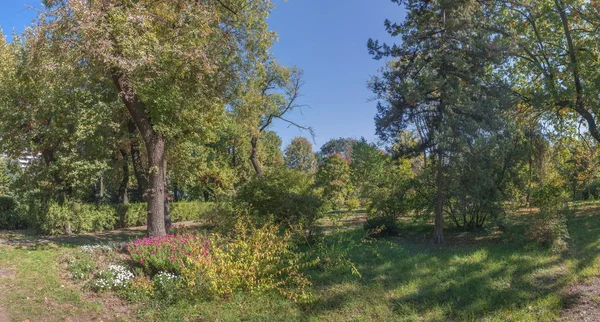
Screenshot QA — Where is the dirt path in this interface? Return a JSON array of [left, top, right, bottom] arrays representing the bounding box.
[[561, 279, 600, 321]]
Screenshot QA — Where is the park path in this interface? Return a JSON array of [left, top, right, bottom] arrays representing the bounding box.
[[561, 279, 600, 321], [0, 268, 15, 322]]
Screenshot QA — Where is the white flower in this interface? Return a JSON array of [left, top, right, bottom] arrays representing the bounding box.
[[80, 244, 112, 253]]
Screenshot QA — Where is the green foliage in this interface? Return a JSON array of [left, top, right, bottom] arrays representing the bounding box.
[[363, 215, 400, 238], [0, 158, 9, 197], [366, 159, 414, 218], [27, 201, 118, 235], [19, 201, 214, 235], [237, 168, 324, 230], [0, 196, 25, 230], [285, 137, 317, 173], [316, 154, 353, 210], [349, 139, 389, 202], [66, 252, 97, 280], [183, 221, 313, 302], [319, 138, 356, 161], [527, 181, 570, 251]]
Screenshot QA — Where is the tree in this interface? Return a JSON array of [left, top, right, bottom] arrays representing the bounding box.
[[316, 153, 353, 210], [320, 138, 356, 161], [22, 0, 276, 237], [369, 0, 513, 243], [284, 137, 317, 174], [495, 0, 600, 144], [349, 138, 389, 201], [233, 61, 307, 177]]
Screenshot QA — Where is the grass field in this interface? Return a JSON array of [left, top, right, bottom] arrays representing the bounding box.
[[2, 203, 600, 321]]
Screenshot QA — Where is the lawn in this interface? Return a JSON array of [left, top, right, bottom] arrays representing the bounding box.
[[1, 203, 600, 321]]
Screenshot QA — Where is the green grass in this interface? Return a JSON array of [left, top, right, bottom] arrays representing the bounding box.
[[3, 203, 600, 321]]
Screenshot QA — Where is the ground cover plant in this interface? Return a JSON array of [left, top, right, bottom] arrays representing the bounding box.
[[1, 203, 600, 321]]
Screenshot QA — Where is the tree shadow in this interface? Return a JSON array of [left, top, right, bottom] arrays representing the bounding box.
[[304, 210, 598, 320]]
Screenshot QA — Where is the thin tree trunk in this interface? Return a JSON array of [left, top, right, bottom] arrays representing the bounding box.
[[433, 151, 445, 244], [119, 149, 130, 204], [129, 120, 149, 201], [98, 172, 104, 201], [163, 158, 172, 230], [250, 136, 263, 176]]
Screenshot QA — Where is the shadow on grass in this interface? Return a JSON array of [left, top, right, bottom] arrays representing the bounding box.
[[0, 221, 208, 249], [303, 210, 597, 321]]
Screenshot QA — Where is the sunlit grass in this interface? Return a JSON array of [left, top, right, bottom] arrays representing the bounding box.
[[3, 202, 600, 321]]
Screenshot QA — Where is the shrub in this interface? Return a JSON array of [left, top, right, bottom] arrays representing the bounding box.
[[122, 276, 154, 302], [183, 220, 313, 302], [527, 210, 569, 251], [363, 215, 400, 238], [236, 168, 324, 230], [345, 197, 361, 212], [115, 203, 147, 227], [20, 200, 214, 235], [0, 196, 25, 230], [28, 201, 118, 235], [127, 233, 210, 276], [527, 181, 570, 251], [170, 202, 216, 222]]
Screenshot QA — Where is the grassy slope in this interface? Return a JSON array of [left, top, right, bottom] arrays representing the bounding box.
[[2, 203, 600, 321]]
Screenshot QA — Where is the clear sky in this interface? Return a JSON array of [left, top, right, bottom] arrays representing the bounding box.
[[0, 0, 405, 150]]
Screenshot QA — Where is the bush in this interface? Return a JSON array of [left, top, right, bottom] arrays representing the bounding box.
[[0, 196, 25, 230], [21, 200, 215, 235], [183, 220, 313, 302], [115, 203, 147, 228], [527, 210, 569, 251], [236, 168, 324, 230], [527, 181, 570, 251], [28, 201, 118, 235], [127, 233, 210, 276], [171, 202, 217, 222], [363, 215, 400, 238]]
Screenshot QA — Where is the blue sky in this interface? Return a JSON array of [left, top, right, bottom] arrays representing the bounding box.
[[0, 0, 405, 150]]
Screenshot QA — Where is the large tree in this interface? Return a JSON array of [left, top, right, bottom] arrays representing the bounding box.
[[22, 0, 275, 236], [369, 0, 513, 243], [495, 0, 600, 143]]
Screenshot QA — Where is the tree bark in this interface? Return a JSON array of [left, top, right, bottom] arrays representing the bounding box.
[[555, 0, 600, 143], [163, 158, 172, 230], [145, 133, 167, 237], [112, 72, 166, 237], [128, 120, 149, 201], [250, 136, 263, 176], [433, 151, 445, 244], [119, 149, 129, 204]]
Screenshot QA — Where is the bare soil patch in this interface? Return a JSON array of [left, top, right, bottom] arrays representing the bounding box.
[[562, 279, 600, 321]]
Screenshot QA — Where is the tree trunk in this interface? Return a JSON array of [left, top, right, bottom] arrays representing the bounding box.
[[113, 72, 166, 237], [129, 120, 149, 201], [119, 149, 129, 204], [163, 158, 172, 230], [433, 152, 445, 244], [145, 133, 167, 237], [98, 172, 104, 201], [250, 136, 263, 176]]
